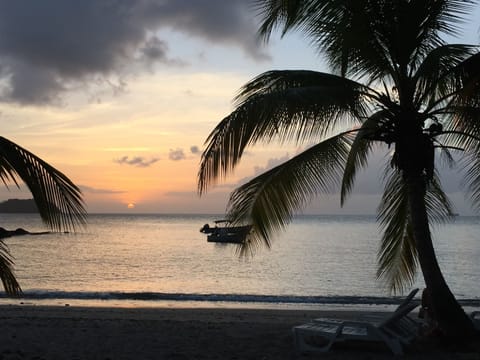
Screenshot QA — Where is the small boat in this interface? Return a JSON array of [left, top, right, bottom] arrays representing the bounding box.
[[200, 220, 251, 244]]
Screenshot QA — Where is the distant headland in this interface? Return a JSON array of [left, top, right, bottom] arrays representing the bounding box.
[[0, 198, 38, 213]]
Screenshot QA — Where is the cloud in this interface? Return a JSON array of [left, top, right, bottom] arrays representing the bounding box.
[[190, 145, 200, 154], [169, 148, 186, 161], [114, 155, 159, 167], [79, 185, 126, 194], [252, 154, 291, 176], [153, 1, 268, 60], [219, 153, 292, 190], [138, 36, 186, 68], [0, 0, 268, 105]]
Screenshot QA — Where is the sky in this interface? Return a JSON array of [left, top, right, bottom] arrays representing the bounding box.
[[0, 1, 479, 215]]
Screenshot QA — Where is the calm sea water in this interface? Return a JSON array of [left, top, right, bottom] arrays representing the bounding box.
[[0, 213, 479, 307]]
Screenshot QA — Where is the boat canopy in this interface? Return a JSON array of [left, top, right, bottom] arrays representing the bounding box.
[[213, 219, 230, 224]]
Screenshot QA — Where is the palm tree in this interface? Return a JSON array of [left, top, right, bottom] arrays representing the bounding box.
[[198, 0, 480, 339], [0, 136, 86, 295]]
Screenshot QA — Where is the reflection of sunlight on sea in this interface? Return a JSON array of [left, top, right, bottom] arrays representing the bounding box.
[[1, 213, 479, 306]]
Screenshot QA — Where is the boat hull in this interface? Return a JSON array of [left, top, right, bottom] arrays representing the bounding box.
[[202, 224, 251, 244]]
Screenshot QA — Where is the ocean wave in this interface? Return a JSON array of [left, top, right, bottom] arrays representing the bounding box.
[[2, 290, 480, 306]]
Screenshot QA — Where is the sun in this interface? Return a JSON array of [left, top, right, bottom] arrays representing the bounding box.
[[127, 203, 135, 209]]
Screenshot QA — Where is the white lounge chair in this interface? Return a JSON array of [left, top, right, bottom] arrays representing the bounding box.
[[293, 289, 420, 356]]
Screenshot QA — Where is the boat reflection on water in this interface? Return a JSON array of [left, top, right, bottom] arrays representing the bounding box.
[[200, 220, 252, 244]]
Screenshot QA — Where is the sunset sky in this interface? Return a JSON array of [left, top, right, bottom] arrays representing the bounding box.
[[0, 1, 479, 215]]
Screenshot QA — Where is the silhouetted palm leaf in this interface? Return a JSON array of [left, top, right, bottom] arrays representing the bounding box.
[[376, 169, 416, 294], [0, 137, 86, 231], [0, 137, 86, 296], [256, 0, 471, 80], [461, 149, 480, 211], [377, 169, 454, 293], [198, 70, 368, 194], [414, 44, 477, 108], [340, 111, 387, 205], [227, 133, 352, 254], [0, 240, 20, 295]]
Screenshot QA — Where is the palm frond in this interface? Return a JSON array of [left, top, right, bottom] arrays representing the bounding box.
[[420, 51, 480, 157], [425, 172, 456, 225], [340, 110, 389, 205], [461, 148, 480, 211], [405, 1, 474, 71], [455, 52, 480, 102], [0, 240, 21, 296], [0, 137, 86, 231], [198, 70, 368, 194], [256, 0, 395, 79], [377, 169, 417, 294], [377, 168, 454, 293], [255, 0, 304, 40], [438, 116, 480, 152], [226, 133, 351, 255], [233, 71, 369, 139], [255, 0, 474, 82], [414, 44, 477, 108], [434, 140, 458, 169], [447, 53, 480, 139]]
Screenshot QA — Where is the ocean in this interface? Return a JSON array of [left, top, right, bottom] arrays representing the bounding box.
[[0, 213, 479, 308]]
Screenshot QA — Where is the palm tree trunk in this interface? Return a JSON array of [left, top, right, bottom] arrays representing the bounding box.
[[405, 173, 476, 340]]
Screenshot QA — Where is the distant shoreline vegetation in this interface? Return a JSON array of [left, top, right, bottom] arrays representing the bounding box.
[[0, 199, 38, 213]]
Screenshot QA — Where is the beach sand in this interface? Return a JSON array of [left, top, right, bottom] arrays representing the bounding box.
[[0, 305, 478, 359]]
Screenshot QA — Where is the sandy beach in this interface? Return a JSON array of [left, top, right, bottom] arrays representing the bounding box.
[[0, 305, 478, 360]]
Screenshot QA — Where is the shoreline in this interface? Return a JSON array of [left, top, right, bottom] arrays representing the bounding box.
[[0, 305, 478, 359], [1, 295, 479, 315], [0, 297, 410, 312]]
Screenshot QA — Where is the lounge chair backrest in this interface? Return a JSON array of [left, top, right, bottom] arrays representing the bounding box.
[[376, 288, 418, 329], [379, 302, 419, 344], [397, 288, 419, 310], [293, 291, 421, 356], [378, 302, 418, 328]]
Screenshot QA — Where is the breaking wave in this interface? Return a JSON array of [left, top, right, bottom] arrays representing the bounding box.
[[3, 290, 479, 307]]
